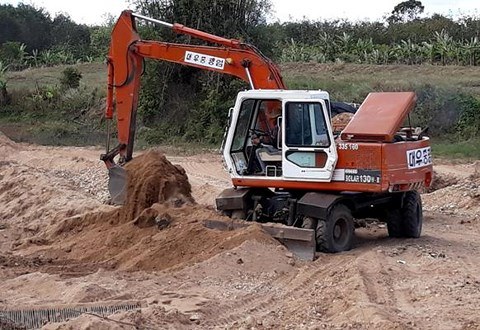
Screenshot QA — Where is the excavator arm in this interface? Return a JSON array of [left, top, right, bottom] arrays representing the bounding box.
[[101, 10, 285, 168]]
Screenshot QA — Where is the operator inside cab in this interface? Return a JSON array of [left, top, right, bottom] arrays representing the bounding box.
[[250, 100, 282, 174], [254, 100, 281, 147], [252, 100, 282, 149]]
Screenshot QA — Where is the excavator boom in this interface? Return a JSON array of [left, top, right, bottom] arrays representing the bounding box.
[[102, 10, 286, 204], [102, 10, 285, 167]]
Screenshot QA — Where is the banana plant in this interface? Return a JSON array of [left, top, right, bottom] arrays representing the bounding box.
[[462, 37, 479, 66], [421, 41, 436, 64], [433, 30, 453, 65], [335, 32, 354, 61], [0, 42, 27, 70], [317, 32, 336, 62]]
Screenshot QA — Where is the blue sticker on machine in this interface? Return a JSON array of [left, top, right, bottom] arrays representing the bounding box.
[[344, 169, 381, 184]]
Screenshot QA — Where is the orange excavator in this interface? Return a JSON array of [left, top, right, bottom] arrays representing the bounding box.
[[102, 11, 433, 259]]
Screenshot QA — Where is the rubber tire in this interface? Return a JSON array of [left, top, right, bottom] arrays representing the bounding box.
[[316, 204, 354, 253], [402, 191, 423, 238], [386, 209, 404, 238], [385, 191, 423, 238]]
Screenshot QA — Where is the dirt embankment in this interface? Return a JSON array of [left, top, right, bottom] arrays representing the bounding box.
[[423, 162, 480, 218]]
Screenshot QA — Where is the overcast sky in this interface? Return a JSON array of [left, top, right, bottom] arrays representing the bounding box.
[[1, 0, 479, 25]]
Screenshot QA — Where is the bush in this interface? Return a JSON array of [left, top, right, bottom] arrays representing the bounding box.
[[60, 67, 82, 89], [411, 85, 480, 140], [455, 94, 480, 140]]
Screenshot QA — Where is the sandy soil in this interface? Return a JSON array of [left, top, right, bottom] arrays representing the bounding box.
[[1, 131, 480, 330]]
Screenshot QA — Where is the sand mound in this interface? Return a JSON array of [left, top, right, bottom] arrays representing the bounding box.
[[0, 159, 106, 250], [21, 150, 276, 272], [423, 172, 480, 217], [41, 204, 275, 272], [121, 150, 195, 222], [427, 170, 459, 192], [41, 305, 192, 330], [0, 131, 18, 150]]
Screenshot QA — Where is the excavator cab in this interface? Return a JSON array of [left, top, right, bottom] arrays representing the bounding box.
[[223, 90, 338, 183]]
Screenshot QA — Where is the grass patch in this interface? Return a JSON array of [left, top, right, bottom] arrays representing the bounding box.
[[282, 63, 480, 102], [0, 120, 106, 146], [2, 62, 479, 160], [431, 138, 480, 159], [6, 62, 105, 91]]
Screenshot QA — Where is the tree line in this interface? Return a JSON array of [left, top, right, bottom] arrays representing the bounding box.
[[0, 0, 479, 145], [0, 4, 110, 69], [1, 1, 479, 70]]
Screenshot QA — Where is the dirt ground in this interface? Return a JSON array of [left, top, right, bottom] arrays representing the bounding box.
[[1, 131, 480, 330]]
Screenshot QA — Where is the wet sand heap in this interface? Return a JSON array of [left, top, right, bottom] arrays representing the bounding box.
[[121, 150, 195, 223]]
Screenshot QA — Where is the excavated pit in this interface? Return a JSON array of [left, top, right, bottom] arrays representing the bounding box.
[[427, 170, 459, 192]]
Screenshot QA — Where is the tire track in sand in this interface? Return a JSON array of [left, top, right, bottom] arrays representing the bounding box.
[[198, 258, 352, 328]]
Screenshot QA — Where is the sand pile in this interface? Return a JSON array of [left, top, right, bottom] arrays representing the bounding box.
[[0, 144, 106, 251], [0, 131, 18, 151], [121, 150, 195, 222], [423, 171, 480, 218], [20, 150, 275, 272], [332, 112, 354, 132]]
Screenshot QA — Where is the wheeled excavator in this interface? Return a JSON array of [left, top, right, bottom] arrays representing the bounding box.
[[102, 11, 433, 259]]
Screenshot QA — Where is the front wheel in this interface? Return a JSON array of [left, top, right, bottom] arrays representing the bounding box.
[[316, 204, 354, 253]]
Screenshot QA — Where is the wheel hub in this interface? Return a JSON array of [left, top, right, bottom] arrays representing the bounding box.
[[333, 218, 348, 244]]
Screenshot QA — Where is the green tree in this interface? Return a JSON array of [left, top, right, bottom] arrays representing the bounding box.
[[388, 0, 425, 23], [131, 0, 271, 142], [0, 4, 52, 51], [89, 25, 113, 59], [51, 14, 91, 57]]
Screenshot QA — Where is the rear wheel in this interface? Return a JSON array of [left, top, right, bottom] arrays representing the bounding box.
[[316, 204, 354, 253], [384, 191, 423, 238], [402, 191, 423, 238], [386, 209, 404, 238]]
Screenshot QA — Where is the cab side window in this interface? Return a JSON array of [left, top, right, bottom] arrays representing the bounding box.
[[285, 102, 329, 147]]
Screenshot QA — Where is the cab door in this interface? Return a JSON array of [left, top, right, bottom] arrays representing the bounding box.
[[281, 99, 338, 181]]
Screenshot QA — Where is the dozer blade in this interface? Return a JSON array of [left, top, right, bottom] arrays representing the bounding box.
[[108, 165, 127, 205], [203, 219, 316, 261]]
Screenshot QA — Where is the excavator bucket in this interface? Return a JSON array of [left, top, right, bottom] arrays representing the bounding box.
[[108, 165, 127, 205], [203, 219, 316, 260]]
